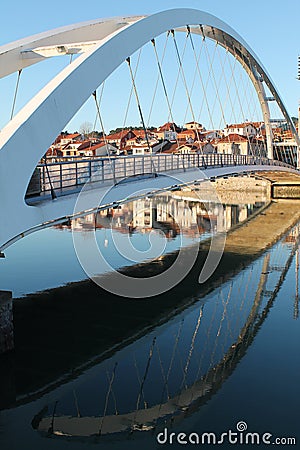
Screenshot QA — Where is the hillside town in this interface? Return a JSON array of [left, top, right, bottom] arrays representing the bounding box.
[[45, 119, 298, 161]]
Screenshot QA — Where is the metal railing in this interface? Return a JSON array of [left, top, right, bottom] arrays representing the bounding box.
[[26, 153, 293, 198]]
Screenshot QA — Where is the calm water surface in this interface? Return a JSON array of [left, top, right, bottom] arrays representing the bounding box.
[[0, 191, 299, 450]]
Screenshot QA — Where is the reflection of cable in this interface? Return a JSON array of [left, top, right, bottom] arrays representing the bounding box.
[[72, 389, 81, 418], [294, 247, 299, 319], [99, 362, 118, 435], [131, 338, 156, 429], [49, 400, 58, 434]]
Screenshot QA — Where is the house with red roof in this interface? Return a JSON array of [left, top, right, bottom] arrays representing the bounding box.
[[184, 121, 203, 131], [155, 122, 181, 141], [82, 142, 117, 156], [224, 122, 257, 138], [177, 129, 197, 142], [217, 133, 249, 155], [106, 130, 136, 149]]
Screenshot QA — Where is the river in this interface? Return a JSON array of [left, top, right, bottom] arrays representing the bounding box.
[[0, 186, 299, 449]]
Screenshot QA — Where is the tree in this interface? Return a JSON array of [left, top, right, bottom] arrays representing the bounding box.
[[79, 121, 93, 138]]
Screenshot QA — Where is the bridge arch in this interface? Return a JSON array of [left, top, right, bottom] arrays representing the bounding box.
[[0, 8, 298, 250]]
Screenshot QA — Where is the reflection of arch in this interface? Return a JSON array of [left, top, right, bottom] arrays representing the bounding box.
[[0, 9, 299, 251], [33, 229, 299, 437]]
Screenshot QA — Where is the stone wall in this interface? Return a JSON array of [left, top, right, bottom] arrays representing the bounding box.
[[0, 291, 14, 353]]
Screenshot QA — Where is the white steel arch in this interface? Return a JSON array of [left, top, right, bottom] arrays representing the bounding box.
[[0, 8, 298, 251]]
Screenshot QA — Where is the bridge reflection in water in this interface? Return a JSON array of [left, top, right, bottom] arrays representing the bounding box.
[[0, 187, 300, 445], [33, 226, 299, 438]]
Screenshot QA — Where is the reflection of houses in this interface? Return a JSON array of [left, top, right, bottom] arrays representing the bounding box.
[[132, 199, 153, 228], [222, 204, 257, 230], [69, 213, 96, 231], [56, 190, 261, 240]]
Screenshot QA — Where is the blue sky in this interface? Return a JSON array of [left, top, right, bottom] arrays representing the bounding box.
[[1, 0, 299, 133]]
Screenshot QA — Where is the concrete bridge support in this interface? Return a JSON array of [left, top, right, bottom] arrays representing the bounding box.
[[0, 291, 14, 354]]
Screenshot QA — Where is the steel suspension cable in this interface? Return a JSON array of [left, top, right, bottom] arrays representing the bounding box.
[[233, 51, 255, 156], [10, 69, 22, 120], [147, 33, 169, 128], [171, 29, 201, 144], [151, 37, 180, 150], [226, 48, 243, 126], [214, 39, 239, 130], [192, 30, 214, 130], [126, 56, 156, 174], [240, 54, 263, 157], [168, 30, 189, 124], [196, 27, 220, 131], [93, 81, 105, 132], [182, 27, 205, 133], [43, 153, 57, 200], [218, 43, 258, 159], [227, 46, 246, 125], [121, 49, 142, 142], [92, 90, 117, 184], [200, 29, 230, 130]]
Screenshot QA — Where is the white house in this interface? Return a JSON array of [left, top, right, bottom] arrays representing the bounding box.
[[217, 134, 249, 155], [224, 122, 257, 138], [184, 121, 203, 130]]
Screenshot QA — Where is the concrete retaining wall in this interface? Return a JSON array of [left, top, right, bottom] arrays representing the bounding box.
[[0, 291, 14, 353]]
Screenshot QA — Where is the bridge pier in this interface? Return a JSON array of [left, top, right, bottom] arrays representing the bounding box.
[[0, 290, 14, 354]]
